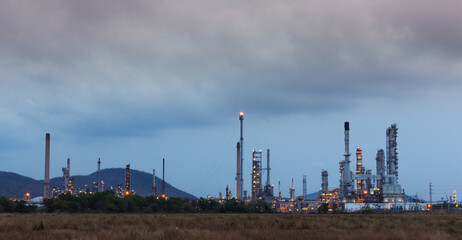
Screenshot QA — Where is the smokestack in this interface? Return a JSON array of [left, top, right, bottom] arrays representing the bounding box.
[[162, 158, 165, 197], [343, 121, 352, 197], [44, 133, 50, 198], [97, 157, 101, 192], [152, 169, 156, 197], [125, 164, 130, 195], [239, 112, 244, 200], [236, 142, 241, 200]]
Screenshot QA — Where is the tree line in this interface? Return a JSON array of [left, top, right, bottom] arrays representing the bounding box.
[[1, 190, 273, 213]]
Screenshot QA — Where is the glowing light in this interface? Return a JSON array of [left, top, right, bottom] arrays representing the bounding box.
[[239, 112, 244, 116], [363, 190, 368, 195], [26, 193, 30, 197], [125, 191, 130, 195], [162, 194, 166, 198]]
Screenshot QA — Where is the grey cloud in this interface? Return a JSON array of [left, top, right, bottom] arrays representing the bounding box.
[[0, 0, 461, 140]]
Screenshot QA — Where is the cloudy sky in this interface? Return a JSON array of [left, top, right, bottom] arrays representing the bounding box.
[[1, 0, 461, 200]]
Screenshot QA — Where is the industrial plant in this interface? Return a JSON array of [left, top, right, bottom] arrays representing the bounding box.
[[218, 113, 429, 213], [13, 112, 448, 213], [317, 122, 422, 212], [41, 133, 167, 200]]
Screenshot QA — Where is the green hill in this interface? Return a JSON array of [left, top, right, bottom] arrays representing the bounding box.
[[0, 169, 196, 199]]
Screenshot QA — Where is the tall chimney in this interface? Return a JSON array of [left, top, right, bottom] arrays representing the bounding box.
[[44, 133, 50, 198], [343, 122, 352, 198], [236, 142, 241, 200], [162, 158, 165, 197]]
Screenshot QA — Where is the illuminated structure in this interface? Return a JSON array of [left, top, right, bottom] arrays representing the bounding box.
[[454, 190, 457, 204], [289, 178, 295, 202], [236, 112, 244, 201], [60, 158, 75, 195], [125, 164, 130, 195], [116, 184, 124, 198], [251, 149, 263, 200], [355, 147, 364, 202], [318, 170, 340, 204], [340, 122, 355, 202], [336, 123, 404, 204], [382, 124, 403, 203], [302, 175, 307, 200], [62, 158, 70, 193]]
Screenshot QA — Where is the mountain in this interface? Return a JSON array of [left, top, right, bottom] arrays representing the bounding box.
[[0, 168, 196, 199], [303, 191, 320, 200], [0, 171, 42, 198]]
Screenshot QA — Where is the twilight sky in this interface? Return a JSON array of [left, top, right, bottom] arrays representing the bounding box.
[[1, 0, 461, 200]]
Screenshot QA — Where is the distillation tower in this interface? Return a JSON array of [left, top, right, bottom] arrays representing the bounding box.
[[125, 164, 131, 195], [337, 123, 404, 203], [251, 149, 263, 200]]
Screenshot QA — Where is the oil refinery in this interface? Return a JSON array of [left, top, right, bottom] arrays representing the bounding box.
[[41, 133, 167, 200], [24, 112, 448, 213], [219, 113, 429, 212]]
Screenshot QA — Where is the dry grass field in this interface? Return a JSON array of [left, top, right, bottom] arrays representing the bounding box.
[[0, 213, 460, 240]]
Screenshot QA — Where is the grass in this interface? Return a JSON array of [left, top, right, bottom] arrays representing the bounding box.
[[0, 213, 461, 239]]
